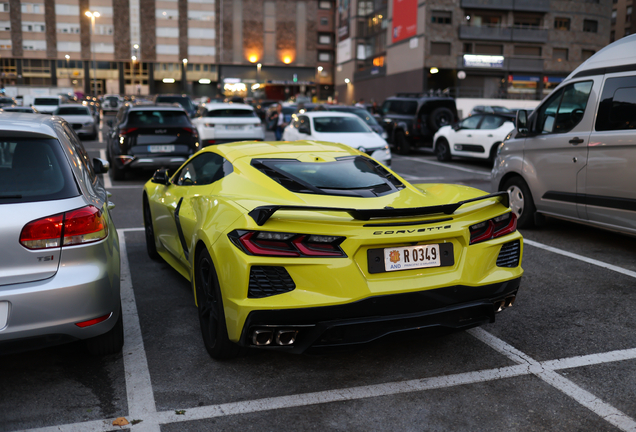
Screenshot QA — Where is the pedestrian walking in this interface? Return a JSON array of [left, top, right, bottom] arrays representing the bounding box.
[[268, 104, 287, 140]]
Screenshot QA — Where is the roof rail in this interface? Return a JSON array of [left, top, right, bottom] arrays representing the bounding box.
[[395, 93, 425, 98]]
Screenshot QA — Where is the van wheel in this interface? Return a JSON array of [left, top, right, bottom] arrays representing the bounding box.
[[393, 130, 411, 155], [435, 138, 451, 162], [503, 177, 536, 229]]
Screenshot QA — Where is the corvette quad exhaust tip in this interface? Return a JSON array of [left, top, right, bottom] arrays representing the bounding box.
[[251, 328, 299, 346], [494, 295, 516, 313]]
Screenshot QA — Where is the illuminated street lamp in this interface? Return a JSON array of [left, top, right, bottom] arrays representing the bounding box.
[[182, 58, 188, 92], [64, 54, 71, 83], [85, 11, 100, 96]]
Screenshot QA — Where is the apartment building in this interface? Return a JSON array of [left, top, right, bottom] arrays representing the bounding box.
[[0, 0, 335, 99], [335, 0, 612, 104], [610, 0, 634, 42]]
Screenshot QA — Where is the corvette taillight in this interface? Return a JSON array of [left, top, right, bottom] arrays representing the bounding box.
[[469, 212, 517, 245], [228, 230, 346, 257], [20, 205, 109, 250]]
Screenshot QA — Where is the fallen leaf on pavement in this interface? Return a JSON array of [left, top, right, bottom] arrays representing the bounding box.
[[112, 417, 129, 426]]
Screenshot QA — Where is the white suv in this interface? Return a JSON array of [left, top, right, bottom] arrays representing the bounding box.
[[191, 103, 264, 146]]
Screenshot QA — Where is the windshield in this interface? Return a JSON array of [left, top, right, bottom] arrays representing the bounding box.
[[0, 98, 14, 104], [34, 98, 60, 106], [156, 96, 194, 111], [56, 107, 91, 115], [205, 109, 256, 118], [313, 116, 371, 133], [127, 110, 191, 126], [252, 156, 404, 198]]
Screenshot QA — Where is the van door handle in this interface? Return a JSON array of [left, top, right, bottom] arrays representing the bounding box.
[[487, 134, 493, 137], [569, 138, 584, 145], [467, 134, 472, 137]]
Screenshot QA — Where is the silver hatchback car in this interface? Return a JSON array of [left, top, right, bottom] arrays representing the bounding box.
[[0, 114, 123, 355]]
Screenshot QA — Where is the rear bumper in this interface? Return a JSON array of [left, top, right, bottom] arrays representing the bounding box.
[[238, 277, 521, 354]]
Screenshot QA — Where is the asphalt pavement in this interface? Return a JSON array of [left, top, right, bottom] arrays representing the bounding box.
[[1, 120, 635, 432]]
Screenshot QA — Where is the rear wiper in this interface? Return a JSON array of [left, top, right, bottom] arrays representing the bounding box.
[[0, 194, 22, 199]]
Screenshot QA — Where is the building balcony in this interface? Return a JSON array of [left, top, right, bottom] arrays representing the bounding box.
[[460, 0, 548, 12], [459, 25, 547, 43]]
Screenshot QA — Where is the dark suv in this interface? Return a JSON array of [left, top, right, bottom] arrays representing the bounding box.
[[153, 94, 197, 118], [106, 103, 200, 180], [379, 93, 458, 155]]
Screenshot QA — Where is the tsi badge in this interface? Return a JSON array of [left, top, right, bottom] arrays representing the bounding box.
[[37, 255, 54, 262]]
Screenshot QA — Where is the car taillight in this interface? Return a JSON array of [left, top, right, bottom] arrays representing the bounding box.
[[119, 127, 138, 136], [20, 205, 109, 250], [469, 212, 517, 245], [228, 230, 346, 257]]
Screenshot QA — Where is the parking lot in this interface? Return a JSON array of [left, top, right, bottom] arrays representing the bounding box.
[[2, 121, 636, 432]]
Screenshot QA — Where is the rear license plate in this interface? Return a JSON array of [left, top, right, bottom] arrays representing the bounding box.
[[367, 243, 454, 274], [384, 244, 440, 272], [147, 145, 175, 153], [225, 125, 245, 130]]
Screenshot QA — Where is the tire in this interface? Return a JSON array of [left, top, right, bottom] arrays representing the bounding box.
[[428, 107, 454, 132], [435, 138, 451, 162], [109, 159, 125, 181], [195, 248, 245, 360], [393, 130, 411, 155], [503, 176, 536, 229], [143, 195, 161, 261], [85, 302, 124, 356]]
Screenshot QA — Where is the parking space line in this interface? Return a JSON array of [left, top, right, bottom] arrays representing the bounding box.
[[118, 231, 161, 432], [525, 239, 636, 279], [395, 155, 491, 176], [469, 328, 636, 432]]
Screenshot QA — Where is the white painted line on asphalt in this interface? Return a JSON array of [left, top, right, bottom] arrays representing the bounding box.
[[99, 149, 112, 189], [108, 185, 145, 189], [525, 239, 636, 279], [119, 227, 145, 233], [543, 348, 636, 371], [469, 328, 636, 432], [118, 231, 161, 432], [395, 155, 491, 176]]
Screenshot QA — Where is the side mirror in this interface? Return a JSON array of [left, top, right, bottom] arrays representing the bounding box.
[[298, 125, 310, 135], [93, 157, 110, 174], [107, 119, 113, 127], [151, 168, 170, 185], [453, 123, 461, 131], [516, 110, 529, 136]]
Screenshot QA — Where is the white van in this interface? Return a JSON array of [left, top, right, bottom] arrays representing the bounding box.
[[492, 34, 636, 236], [32, 96, 63, 114]]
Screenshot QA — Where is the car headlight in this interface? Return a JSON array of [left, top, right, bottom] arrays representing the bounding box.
[[381, 131, 388, 139], [83, 121, 93, 126]]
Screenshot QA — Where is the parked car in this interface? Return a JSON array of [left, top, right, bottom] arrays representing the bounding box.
[[106, 103, 200, 180], [32, 96, 63, 114], [153, 94, 197, 118], [1, 106, 39, 114], [143, 140, 522, 359], [283, 111, 391, 166], [101, 94, 123, 115], [379, 93, 459, 155], [53, 104, 98, 140], [0, 96, 17, 108], [191, 103, 264, 146], [0, 113, 123, 355], [322, 105, 388, 138], [493, 33, 636, 235], [433, 113, 515, 163]]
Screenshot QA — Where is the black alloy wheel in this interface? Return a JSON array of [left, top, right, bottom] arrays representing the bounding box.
[[195, 249, 244, 360], [143, 195, 161, 261], [435, 138, 451, 162]]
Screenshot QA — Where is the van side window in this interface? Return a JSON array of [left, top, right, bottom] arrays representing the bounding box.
[[535, 81, 593, 134], [595, 76, 636, 131]]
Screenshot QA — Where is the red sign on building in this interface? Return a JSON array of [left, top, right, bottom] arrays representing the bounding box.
[[392, 0, 418, 43]]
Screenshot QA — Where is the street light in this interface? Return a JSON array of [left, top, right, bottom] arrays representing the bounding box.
[[182, 58, 188, 92], [131, 56, 137, 95], [85, 11, 100, 96], [65, 54, 71, 84]]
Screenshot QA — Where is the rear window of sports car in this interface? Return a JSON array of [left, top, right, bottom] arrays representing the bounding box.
[[252, 156, 404, 198]]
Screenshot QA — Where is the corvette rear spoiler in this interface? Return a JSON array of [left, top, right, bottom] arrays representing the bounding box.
[[248, 191, 510, 226]]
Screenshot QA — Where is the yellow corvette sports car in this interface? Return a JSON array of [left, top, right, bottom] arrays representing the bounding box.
[[143, 140, 523, 359]]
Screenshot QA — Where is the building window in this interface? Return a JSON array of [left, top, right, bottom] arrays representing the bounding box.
[[318, 34, 332, 45], [514, 45, 541, 56], [430, 42, 451, 56], [627, 7, 632, 23], [583, 19, 598, 33], [373, 56, 384, 67], [358, 0, 373, 15], [514, 14, 542, 29], [21, 3, 42, 14], [431, 10, 452, 24], [610, 31, 615, 42], [475, 44, 503, 55], [582, 49, 595, 60], [554, 17, 570, 31], [23, 22, 47, 32], [463, 43, 472, 53], [553, 48, 568, 61], [319, 1, 331, 9], [0, 3, 8, 12], [611, 10, 617, 25], [320, 17, 329, 26], [318, 51, 331, 62], [625, 28, 631, 36], [0, 20, 10, 31]]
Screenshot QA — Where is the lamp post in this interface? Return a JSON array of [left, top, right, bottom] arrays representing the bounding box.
[[85, 11, 100, 96], [132, 44, 139, 95], [65, 54, 71, 85], [317, 66, 323, 101], [131, 56, 137, 96], [182, 58, 188, 93]]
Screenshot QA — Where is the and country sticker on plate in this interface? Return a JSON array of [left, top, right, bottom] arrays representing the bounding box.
[[384, 244, 441, 272]]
